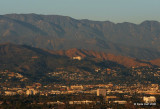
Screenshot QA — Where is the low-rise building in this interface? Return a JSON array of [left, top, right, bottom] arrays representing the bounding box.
[[112, 100, 127, 104], [47, 101, 64, 105], [69, 100, 95, 104], [5, 91, 17, 96], [70, 85, 83, 90], [97, 89, 106, 96], [143, 96, 156, 103]]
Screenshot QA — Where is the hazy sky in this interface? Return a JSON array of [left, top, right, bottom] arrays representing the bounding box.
[[0, 0, 160, 23]]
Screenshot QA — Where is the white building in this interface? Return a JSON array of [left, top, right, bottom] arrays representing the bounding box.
[[47, 101, 64, 105], [72, 56, 82, 60], [5, 91, 17, 96], [50, 90, 61, 94], [112, 100, 127, 104], [69, 100, 95, 104], [143, 96, 156, 103], [70, 85, 83, 90], [97, 89, 106, 96], [26, 89, 38, 95]]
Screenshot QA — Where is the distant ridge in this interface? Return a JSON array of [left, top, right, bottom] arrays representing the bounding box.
[[0, 14, 160, 59]]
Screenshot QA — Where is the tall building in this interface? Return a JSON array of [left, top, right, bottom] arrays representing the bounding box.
[[97, 89, 106, 96], [26, 89, 38, 95]]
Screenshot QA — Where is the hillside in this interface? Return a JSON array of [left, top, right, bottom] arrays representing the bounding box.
[[0, 43, 124, 78], [0, 43, 68, 78], [0, 43, 159, 72], [150, 59, 160, 66], [48, 48, 159, 67], [0, 43, 160, 85], [0, 14, 160, 59]]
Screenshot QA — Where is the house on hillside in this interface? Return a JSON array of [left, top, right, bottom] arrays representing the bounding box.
[[72, 56, 82, 60]]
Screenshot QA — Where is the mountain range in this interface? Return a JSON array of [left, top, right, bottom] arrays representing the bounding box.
[[0, 14, 160, 60]]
